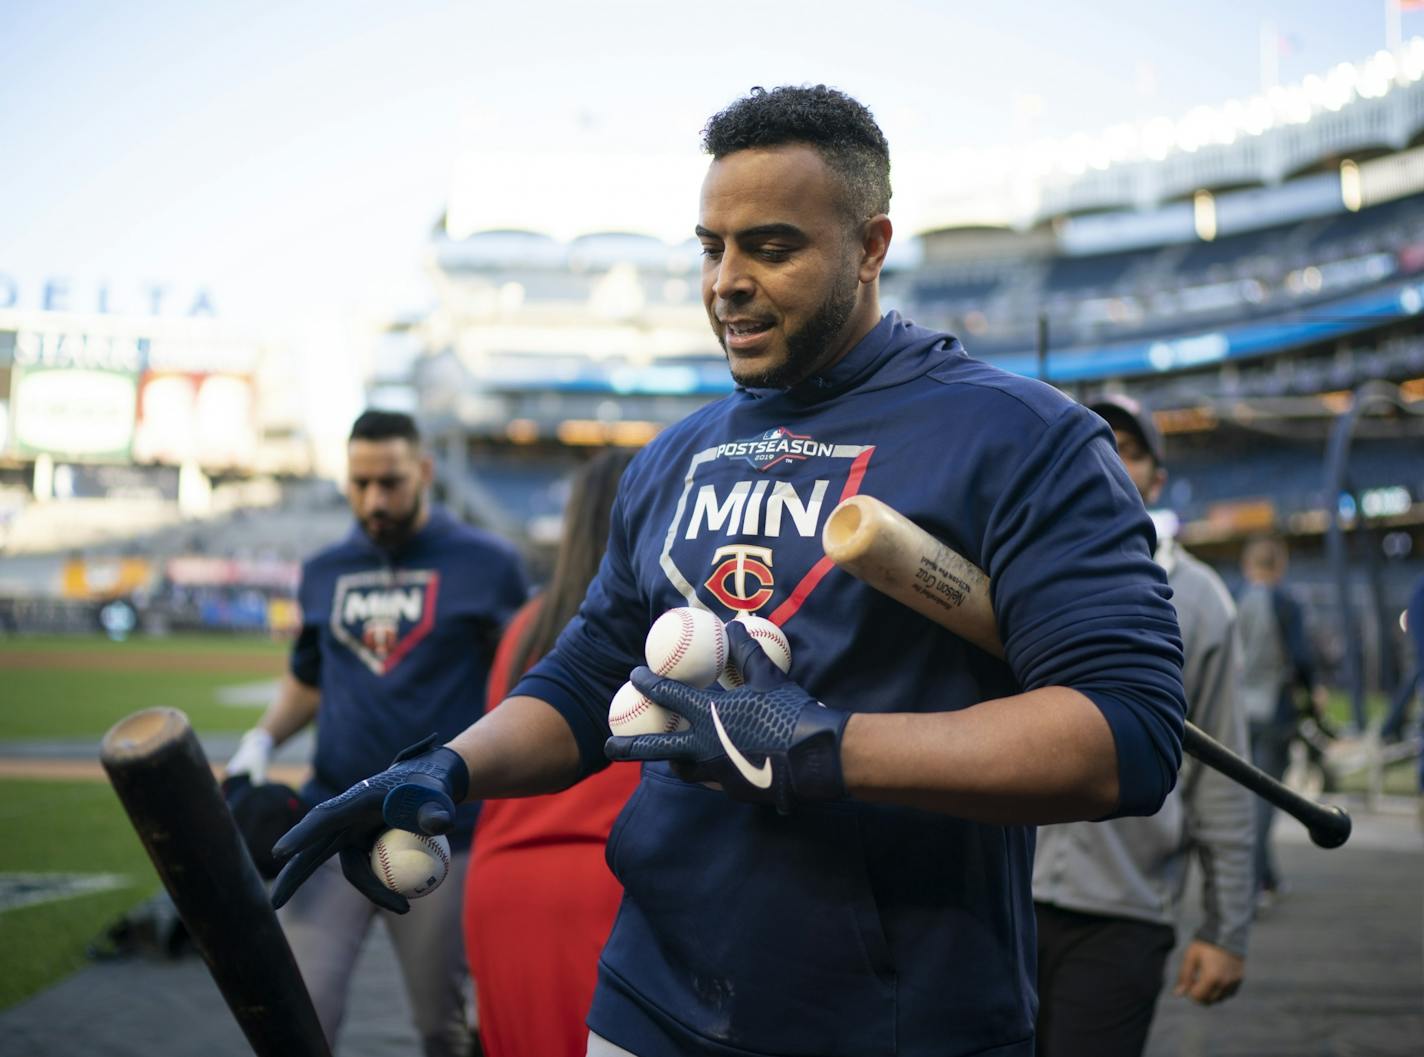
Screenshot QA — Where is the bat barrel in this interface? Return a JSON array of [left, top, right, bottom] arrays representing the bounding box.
[[822, 496, 873, 560], [823, 496, 1003, 658], [101, 708, 332, 1057]]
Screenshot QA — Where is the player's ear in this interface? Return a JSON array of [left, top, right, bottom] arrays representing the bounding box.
[[857, 215, 892, 284], [419, 453, 435, 488], [1147, 466, 1167, 506]]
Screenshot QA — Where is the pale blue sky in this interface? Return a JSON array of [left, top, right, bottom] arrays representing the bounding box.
[[0, 0, 1403, 325]]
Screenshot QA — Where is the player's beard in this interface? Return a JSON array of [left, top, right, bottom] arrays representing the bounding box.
[[724, 271, 859, 390], [361, 494, 425, 551]]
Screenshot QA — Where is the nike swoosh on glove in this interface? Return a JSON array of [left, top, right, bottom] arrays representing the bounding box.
[[606, 620, 850, 814], [269, 733, 468, 914]]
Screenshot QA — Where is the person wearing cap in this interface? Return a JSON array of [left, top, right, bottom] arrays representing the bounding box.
[[1032, 395, 1255, 1057]]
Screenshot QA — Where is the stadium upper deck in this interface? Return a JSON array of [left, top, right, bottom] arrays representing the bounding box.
[[393, 43, 1424, 567]]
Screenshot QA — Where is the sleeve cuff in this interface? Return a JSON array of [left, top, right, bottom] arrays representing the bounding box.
[[1193, 921, 1249, 959], [1079, 687, 1183, 819]]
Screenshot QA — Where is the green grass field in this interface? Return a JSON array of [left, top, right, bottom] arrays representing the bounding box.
[[0, 633, 286, 741], [0, 633, 1416, 1013], [0, 780, 161, 1009], [0, 633, 284, 1009]]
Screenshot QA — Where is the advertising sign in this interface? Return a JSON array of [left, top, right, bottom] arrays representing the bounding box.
[[133, 371, 257, 468], [10, 364, 138, 460]]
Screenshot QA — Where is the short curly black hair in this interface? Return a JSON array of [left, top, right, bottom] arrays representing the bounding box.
[[350, 409, 420, 445], [701, 85, 891, 226]]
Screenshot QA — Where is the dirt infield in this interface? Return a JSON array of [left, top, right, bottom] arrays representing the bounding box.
[[0, 759, 309, 785], [0, 650, 284, 675]]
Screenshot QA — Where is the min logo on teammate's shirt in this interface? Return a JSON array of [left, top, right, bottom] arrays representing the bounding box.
[[330, 570, 440, 675]]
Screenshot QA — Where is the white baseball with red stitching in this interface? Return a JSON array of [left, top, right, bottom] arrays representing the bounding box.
[[644, 607, 728, 688], [719, 614, 793, 688], [608, 680, 691, 737], [369, 829, 451, 898]]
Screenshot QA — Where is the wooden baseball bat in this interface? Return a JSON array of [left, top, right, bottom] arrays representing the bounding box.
[[101, 708, 333, 1057], [822, 494, 1352, 850]]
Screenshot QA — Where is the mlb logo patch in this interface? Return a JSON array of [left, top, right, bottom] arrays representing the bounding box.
[[740, 426, 817, 472], [330, 570, 440, 674]]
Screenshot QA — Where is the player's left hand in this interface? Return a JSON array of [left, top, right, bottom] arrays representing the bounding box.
[[1172, 940, 1244, 1005], [605, 620, 849, 814], [269, 733, 468, 914]]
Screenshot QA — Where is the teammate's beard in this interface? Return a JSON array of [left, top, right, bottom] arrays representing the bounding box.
[[726, 270, 859, 389], [361, 493, 425, 551]]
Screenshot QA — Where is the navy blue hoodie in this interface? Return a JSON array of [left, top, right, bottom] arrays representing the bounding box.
[[292, 506, 528, 848], [514, 313, 1185, 1056]]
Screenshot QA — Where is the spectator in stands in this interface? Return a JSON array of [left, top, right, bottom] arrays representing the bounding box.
[[464, 448, 638, 1057], [1236, 535, 1328, 908], [1034, 395, 1254, 1057], [225, 409, 528, 1057]]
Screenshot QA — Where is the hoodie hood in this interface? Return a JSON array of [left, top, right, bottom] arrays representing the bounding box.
[[740, 311, 965, 406], [343, 503, 453, 559]]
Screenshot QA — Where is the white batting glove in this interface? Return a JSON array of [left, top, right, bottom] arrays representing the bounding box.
[[226, 728, 275, 784]]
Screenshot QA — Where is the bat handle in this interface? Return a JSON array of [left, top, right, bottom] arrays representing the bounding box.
[[416, 799, 453, 833], [1181, 722, 1352, 849]]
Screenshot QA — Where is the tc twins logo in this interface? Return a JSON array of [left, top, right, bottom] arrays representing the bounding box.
[[330, 570, 440, 675], [705, 544, 775, 611]]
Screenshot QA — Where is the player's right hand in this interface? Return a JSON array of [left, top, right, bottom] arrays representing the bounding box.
[[225, 728, 273, 784], [269, 734, 468, 914], [606, 621, 850, 815]]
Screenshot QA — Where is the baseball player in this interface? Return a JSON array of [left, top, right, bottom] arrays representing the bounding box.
[[1033, 395, 1254, 1056], [271, 87, 1186, 1057], [226, 409, 528, 1057]]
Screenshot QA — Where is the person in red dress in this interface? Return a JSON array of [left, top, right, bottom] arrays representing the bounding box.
[[464, 449, 639, 1057]]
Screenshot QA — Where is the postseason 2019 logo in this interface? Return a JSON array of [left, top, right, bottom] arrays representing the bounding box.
[[716, 427, 838, 472]]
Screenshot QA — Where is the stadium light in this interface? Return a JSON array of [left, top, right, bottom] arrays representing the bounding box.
[[1356, 64, 1391, 98], [1193, 190, 1218, 241], [1319, 64, 1358, 111], [1143, 116, 1175, 161], [1371, 48, 1399, 83], [1340, 159, 1362, 212], [1244, 94, 1274, 135], [505, 418, 539, 444], [1405, 39, 1424, 80]]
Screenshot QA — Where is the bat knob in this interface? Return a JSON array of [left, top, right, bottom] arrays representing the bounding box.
[[1308, 805, 1352, 849], [416, 800, 453, 834]]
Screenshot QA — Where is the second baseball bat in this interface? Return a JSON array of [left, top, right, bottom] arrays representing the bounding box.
[[822, 494, 1352, 849], [100, 707, 333, 1056]]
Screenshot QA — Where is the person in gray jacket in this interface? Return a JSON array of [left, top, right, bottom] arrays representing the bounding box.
[[1236, 534, 1328, 905], [1033, 395, 1254, 1057]]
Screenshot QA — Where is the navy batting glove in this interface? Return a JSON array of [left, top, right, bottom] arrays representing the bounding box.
[[606, 621, 849, 814], [270, 733, 469, 914]]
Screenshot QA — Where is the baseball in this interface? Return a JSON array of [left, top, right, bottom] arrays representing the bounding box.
[[608, 679, 690, 737], [644, 606, 729, 688], [719, 614, 793, 688], [370, 828, 450, 899]]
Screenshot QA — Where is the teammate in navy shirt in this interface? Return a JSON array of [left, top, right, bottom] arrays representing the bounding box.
[[273, 88, 1186, 1057], [227, 410, 527, 1057]]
